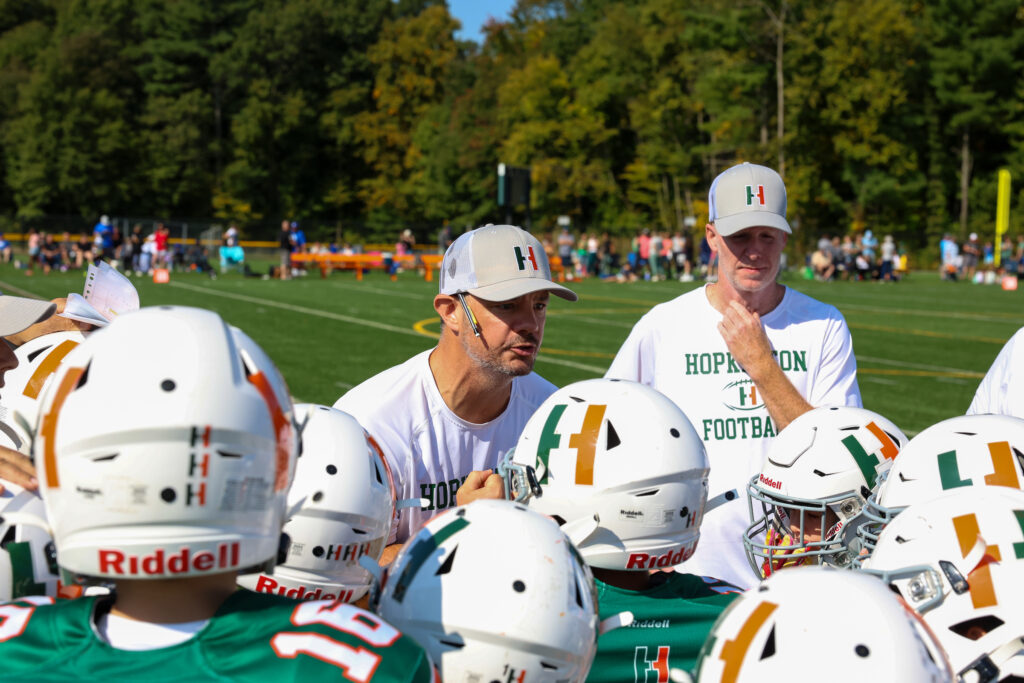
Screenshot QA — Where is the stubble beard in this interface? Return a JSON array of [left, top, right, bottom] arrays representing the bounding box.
[[462, 337, 537, 378]]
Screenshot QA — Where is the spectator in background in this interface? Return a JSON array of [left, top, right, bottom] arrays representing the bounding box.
[[224, 224, 239, 248], [637, 228, 651, 277], [1000, 235, 1014, 273], [92, 215, 114, 260], [649, 230, 663, 281], [879, 234, 896, 282], [75, 231, 94, 269], [586, 232, 599, 276], [111, 227, 124, 270], [0, 233, 12, 263], [153, 223, 169, 269], [940, 233, 959, 280], [59, 231, 76, 268], [438, 221, 453, 254], [39, 232, 62, 274], [810, 244, 834, 281], [860, 229, 878, 260], [291, 221, 307, 253], [128, 224, 142, 272], [25, 227, 41, 275], [962, 232, 980, 281], [278, 220, 293, 280], [557, 226, 574, 273]]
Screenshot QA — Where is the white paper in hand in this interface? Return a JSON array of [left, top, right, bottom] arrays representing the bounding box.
[[60, 262, 140, 326]]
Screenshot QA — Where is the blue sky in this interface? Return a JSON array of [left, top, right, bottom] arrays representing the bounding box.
[[448, 0, 517, 43]]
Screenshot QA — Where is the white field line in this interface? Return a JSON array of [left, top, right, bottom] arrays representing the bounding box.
[[857, 354, 981, 376]]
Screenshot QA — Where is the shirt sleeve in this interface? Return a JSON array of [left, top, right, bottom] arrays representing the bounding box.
[[605, 316, 654, 384], [968, 329, 1020, 416], [809, 311, 862, 408]]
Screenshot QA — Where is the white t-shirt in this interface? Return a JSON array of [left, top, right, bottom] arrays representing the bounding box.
[[968, 327, 1024, 418], [606, 285, 861, 588], [334, 349, 556, 544], [96, 612, 207, 650]]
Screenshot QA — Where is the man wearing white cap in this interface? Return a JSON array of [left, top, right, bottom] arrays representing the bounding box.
[[0, 294, 57, 490], [606, 163, 861, 589], [334, 224, 577, 562]]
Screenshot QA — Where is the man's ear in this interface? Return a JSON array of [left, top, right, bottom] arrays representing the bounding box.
[[433, 294, 461, 332], [705, 223, 717, 248]]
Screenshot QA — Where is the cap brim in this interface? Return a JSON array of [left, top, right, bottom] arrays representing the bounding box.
[[468, 279, 578, 303], [713, 211, 791, 237], [0, 296, 56, 337]]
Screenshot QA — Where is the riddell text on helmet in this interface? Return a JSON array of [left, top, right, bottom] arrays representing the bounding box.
[[253, 575, 354, 602], [98, 542, 240, 575], [625, 545, 695, 570]]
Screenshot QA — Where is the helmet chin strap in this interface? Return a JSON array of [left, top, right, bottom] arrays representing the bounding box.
[[706, 489, 738, 512]]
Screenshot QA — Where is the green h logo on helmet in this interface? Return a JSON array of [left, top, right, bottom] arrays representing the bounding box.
[[514, 245, 539, 271], [745, 184, 766, 206]]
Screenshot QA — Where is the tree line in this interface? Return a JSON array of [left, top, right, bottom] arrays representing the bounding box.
[[0, 0, 1021, 251]]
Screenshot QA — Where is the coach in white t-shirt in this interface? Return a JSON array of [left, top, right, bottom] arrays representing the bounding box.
[[606, 163, 861, 589], [968, 327, 1024, 417], [334, 225, 577, 562]]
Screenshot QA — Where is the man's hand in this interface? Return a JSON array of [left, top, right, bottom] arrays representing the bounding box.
[[456, 469, 505, 506], [0, 445, 37, 492], [717, 301, 775, 379], [4, 297, 95, 346], [717, 300, 812, 431]]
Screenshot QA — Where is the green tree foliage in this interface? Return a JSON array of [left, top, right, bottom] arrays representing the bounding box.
[[0, 0, 1020, 250]]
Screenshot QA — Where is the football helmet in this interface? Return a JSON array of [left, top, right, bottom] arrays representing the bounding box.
[[500, 378, 709, 570], [239, 403, 395, 602], [744, 406, 906, 576], [861, 487, 1024, 682], [374, 499, 599, 682], [34, 307, 298, 580], [859, 414, 1024, 556], [0, 482, 60, 600], [693, 566, 952, 682], [0, 331, 86, 454]]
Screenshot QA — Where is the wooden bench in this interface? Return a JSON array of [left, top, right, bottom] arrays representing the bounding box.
[[289, 253, 445, 282]]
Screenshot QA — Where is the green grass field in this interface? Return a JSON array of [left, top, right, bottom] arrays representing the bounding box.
[[0, 261, 1017, 436]]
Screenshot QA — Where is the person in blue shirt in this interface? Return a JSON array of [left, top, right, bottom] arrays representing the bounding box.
[[92, 215, 113, 260]]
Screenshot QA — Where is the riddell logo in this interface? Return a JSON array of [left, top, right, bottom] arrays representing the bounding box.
[[625, 545, 694, 570], [759, 473, 782, 490], [98, 542, 239, 575], [254, 575, 353, 602]]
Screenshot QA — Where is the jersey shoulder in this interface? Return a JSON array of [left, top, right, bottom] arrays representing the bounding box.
[[207, 592, 436, 682], [0, 596, 93, 678]]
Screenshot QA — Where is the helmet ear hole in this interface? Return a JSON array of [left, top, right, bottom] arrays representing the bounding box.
[[760, 625, 777, 659], [436, 546, 457, 575]]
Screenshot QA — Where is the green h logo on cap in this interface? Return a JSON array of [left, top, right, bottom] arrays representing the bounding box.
[[746, 184, 766, 206], [514, 245, 539, 271]]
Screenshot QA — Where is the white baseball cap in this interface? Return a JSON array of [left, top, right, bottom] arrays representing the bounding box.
[[439, 225, 578, 302], [708, 162, 791, 236], [0, 295, 56, 337]]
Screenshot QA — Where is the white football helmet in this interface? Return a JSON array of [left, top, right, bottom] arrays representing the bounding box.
[[239, 403, 395, 602], [0, 482, 60, 600], [500, 378, 709, 570], [0, 331, 86, 454], [374, 499, 599, 682], [693, 566, 952, 682], [861, 487, 1024, 682], [859, 414, 1024, 556], [744, 406, 907, 576], [34, 307, 298, 580]]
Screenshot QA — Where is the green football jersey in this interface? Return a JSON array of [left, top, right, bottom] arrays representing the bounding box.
[[0, 591, 436, 682], [587, 572, 740, 683]]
